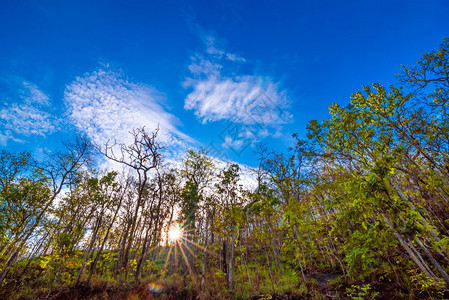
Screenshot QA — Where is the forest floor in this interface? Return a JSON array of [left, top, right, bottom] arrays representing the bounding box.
[[13, 272, 447, 300], [17, 281, 319, 300]]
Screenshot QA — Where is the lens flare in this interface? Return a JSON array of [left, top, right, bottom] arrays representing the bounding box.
[[147, 282, 165, 294]]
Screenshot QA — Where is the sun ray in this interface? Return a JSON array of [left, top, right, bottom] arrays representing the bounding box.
[[163, 244, 174, 270], [179, 239, 196, 258], [144, 243, 161, 256], [179, 236, 214, 255], [178, 243, 195, 278], [174, 242, 179, 269]]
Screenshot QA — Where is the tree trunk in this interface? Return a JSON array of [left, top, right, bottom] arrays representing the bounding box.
[[87, 193, 124, 283], [74, 214, 102, 286], [201, 215, 210, 293], [222, 240, 227, 274], [381, 212, 440, 283], [135, 219, 152, 280], [227, 231, 235, 291], [415, 237, 449, 286]]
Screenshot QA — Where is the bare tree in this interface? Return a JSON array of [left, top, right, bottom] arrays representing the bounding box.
[[99, 126, 162, 280]]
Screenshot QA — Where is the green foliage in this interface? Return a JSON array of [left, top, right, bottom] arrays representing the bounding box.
[[4, 39, 449, 300], [408, 269, 443, 292], [347, 284, 379, 300], [181, 179, 201, 230]]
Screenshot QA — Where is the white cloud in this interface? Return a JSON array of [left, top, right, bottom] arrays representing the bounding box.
[[184, 35, 292, 129], [20, 81, 50, 105], [0, 78, 57, 145], [64, 68, 194, 165], [185, 74, 291, 125], [0, 103, 56, 136], [0, 131, 24, 146], [63, 66, 260, 189], [202, 35, 246, 63], [222, 135, 245, 150]]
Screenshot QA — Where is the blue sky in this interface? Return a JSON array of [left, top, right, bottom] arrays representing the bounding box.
[[1, 0, 448, 167]]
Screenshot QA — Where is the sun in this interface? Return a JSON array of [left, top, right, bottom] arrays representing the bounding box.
[[167, 223, 183, 243]]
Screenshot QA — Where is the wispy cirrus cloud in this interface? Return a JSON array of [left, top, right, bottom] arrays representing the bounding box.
[[64, 68, 194, 162], [184, 72, 290, 125], [19, 81, 50, 105], [183, 32, 292, 151], [0, 77, 57, 146], [201, 35, 246, 63]]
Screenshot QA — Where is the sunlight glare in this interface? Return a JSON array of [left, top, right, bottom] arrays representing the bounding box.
[[168, 223, 183, 244]]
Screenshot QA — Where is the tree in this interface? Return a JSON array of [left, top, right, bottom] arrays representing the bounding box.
[[74, 171, 122, 285], [0, 137, 92, 286], [398, 38, 449, 110], [213, 164, 243, 291], [307, 83, 449, 286], [179, 148, 214, 292], [100, 126, 162, 280]]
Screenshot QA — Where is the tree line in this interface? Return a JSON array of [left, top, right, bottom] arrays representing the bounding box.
[[1, 38, 449, 299]]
